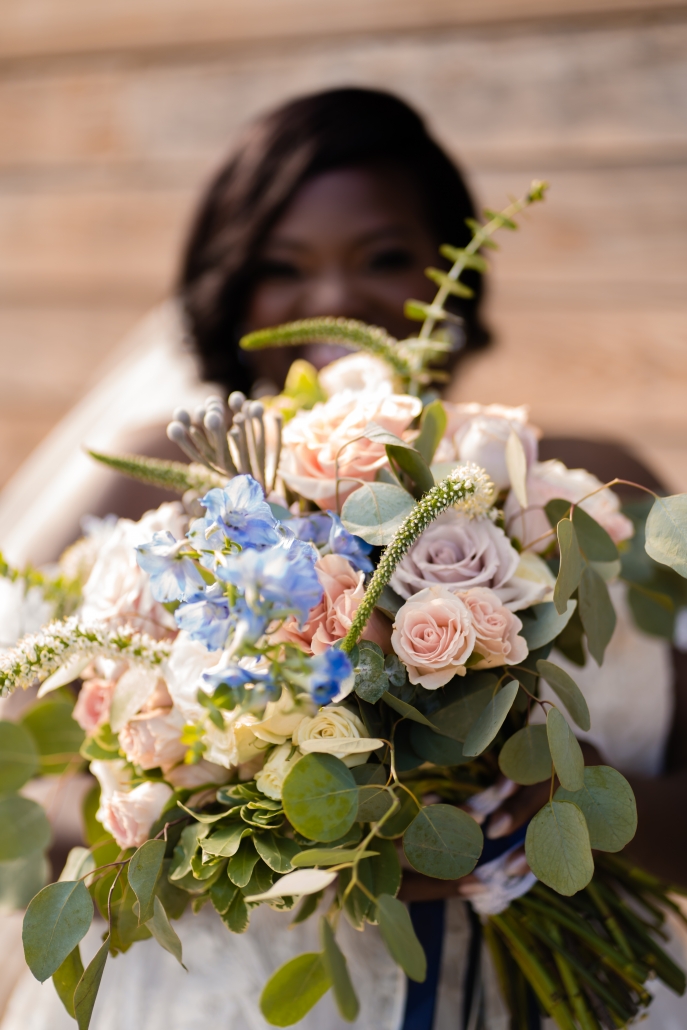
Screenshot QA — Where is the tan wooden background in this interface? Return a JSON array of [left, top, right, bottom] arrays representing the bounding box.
[[0, 0, 686, 497]]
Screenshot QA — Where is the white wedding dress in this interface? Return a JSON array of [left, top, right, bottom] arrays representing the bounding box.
[[0, 307, 685, 1029]]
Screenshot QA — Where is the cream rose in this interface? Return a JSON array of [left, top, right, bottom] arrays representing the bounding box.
[[504, 459, 634, 553], [119, 707, 186, 771], [319, 353, 396, 396], [391, 585, 476, 689], [293, 706, 384, 768], [255, 743, 302, 800], [98, 781, 173, 849], [436, 403, 539, 493], [203, 711, 263, 770], [73, 678, 116, 734], [252, 688, 314, 745], [459, 588, 529, 669], [280, 386, 422, 509]]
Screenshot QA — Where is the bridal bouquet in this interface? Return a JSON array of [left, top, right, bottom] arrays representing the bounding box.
[[2, 183, 687, 1030]]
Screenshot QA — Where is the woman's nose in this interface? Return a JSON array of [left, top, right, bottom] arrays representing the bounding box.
[[298, 269, 363, 321]]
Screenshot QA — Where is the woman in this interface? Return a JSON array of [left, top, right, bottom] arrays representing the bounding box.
[[1, 88, 685, 1030]]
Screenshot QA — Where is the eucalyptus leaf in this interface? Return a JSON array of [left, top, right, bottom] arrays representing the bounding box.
[[547, 707, 584, 791], [627, 584, 675, 639], [260, 952, 331, 1027], [320, 918, 359, 1022], [589, 559, 622, 582], [645, 495, 687, 578], [382, 691, 436, 728], [525, 801, 593, 896], [282, 754, 358, 842], [73, 935, 109, 1030], [572, 506, 618, 562], [545, 498, 572, 527], [357, 784, 394, 823], [578, 565, 617, 665], [386, 444, 434, 498], [410, 723, 468, 765], [23, 879, 93, 982], [462, 680, 519, 757], [376, 791, 420, 839], [427, 679, 496, 742], [128, 839, 166, 924], [554, 519, 584, 614], [498, 725, 552, 785], [0, 795, 50, 861], [0, 850, 49, 910], [376, 894, 427, 983], [53, 945, 84, 1019], [374, 586, 404, 622], [340, 482, 415, 546], [20, 698, 84, 775], [414, 400, 447, 466], [0, 721, 39, 791], [536, 660, 591, 732], [358, 422, 408, 448], [403, 804, 483, 879], [145, 896, 186, 968], [354, 643, 388, 703], [384, 652, 407, 687], [519, 601, 577, 651], [59, 848, 96, 884], [555, 766, 637, 852]]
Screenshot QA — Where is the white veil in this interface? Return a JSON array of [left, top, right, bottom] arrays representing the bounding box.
[[0, 302, 208, 567]]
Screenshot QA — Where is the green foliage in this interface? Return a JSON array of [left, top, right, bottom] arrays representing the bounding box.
[[87, 451, 221, 495], [320, 918, 359, 1022], [536, 661, 591, 732], [60, 847, 96, 883], [340, 482, 415, 546], [386, 443, 434, 499], [227, 838, 260, 887], [403, 804, 483, 879], [0, 721, 39, 791], [382, 690, 435, 728], [23, 879, 93, 982], [376, 894, 427, 982], [427, 676, 496, 741], [525, 801, 593, 896], [414, 401, 448, 465], [376, 790, 420, 839], [201, 823, 250, 859], [52, 946, 84, 1019], [578, 566, 616, 665], [222, 890, 249, 933], [282, 754, 358, 842], [498, 725, 552, 785], [463, 680, 519, 757], [74, 936, 109, 1030], [0, 850, 49, 911], [519, 602, 577, 651], [546, 708, 584, 792], [554, 520, 584, 615], [354, 641, 388, 703], [281, 359, 326, 412], [145, 896, 186, 968], [128, 839, 166, 924], [0, 794, 50, 861], [410, 723, 468, 765], [20, 696, 84, 774], [260, 952, 331, 1027], [556, 766, 637, 853], [254, 832, 301, 873], [572, 506, 618, 562], [644, 494, 687, 578]]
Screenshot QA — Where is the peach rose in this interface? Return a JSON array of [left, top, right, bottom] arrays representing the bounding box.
[[459, 587, 528, 669], [118, 707, 187, 771], [391, 585, 476, 689], [273, 554, 390, 654], [98, 781, 173, 849], [280, 386, 422, 509], [73, 678, 116, 734]]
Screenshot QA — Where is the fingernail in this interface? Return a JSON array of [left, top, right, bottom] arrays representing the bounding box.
[[486, 814, 513, 839]]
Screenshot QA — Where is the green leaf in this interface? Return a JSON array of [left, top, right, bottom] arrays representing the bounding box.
[[282, 754, 358, 842], [409, 723, 468, 765], [260, 952, 331, 1027], [74, 935, 109, 1030], [645, 495, 687, 578], [169, 822, 207, 880], [20, 698, 84, 774], [23, 879, 93, 982], [87, 450, 210, 495], [53, 945, 84, 1019], [403, 804, 482, 879], [376, 790, 420, 839], [554, 519, 584, 614], [627, 583, 675, 639], [0, 794, 50, 861], [427, 677, 497, 741], [0, 720, 39, 791], [545, 498, 572, 527], [439, 245, 489, 273], [320, 918, 359, 1022], [222, 889, 249, 933], [376, 894, 427, 982], [572, 506, 618, 561], [128, 839, 165, 924], [498, 725, 552, 785], [536, 660, 591, 732], [382, 691, 436, 728], [156, 859, 189, 920], [254, 832, 301, 873], [578, 565, 616, 665], [241, 858, 274, 898], [290, 890, 323, 926], [356, 779, 394, 823], [291, 848, 378, 868], [555, 766, 637, 853], [59, 847, 96, 883], [340, 482, 415, 546], [547, 707, 584, 791], [384, 652, 407, 686], [145, 896, 186, 968], [519, 601, 577, 651], [209, 874, 238, 915], [414, 400, 448, 466], [386, 444, 434, 499], [424, 267, 475, 298], [525, 800, 593, 896], [354, 643, 389, 703], [0, 849, 49, 910], [463, 680, 519, 757], [374, 587, 404, 622], [227, 838, 260, 888], [283, 359, 326, 408], [201, 823, 250, 859]]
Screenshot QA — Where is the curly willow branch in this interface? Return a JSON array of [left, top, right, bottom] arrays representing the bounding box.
[[0, 617, 171, 696], [341, 463, 495, 652], [239, 317, 412, 380]]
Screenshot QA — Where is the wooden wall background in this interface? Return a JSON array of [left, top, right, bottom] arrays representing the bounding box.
[[0, 0, 686, 500]]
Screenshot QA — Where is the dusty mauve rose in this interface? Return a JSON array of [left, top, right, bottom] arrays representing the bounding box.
[[459, 588, 528, 669], [391, 585, 476, 689], [280, 386, 422, 509], [99, 781, 173, 849], [435, 403, 539, 492], [504, 459, 634, 553], [73, 678, 116, 734], [119, 707, 186, 771]]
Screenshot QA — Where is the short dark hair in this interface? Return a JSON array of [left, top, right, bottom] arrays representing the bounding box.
[[179, 86, 490, 392]]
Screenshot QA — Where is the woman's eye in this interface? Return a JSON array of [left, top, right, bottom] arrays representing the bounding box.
[[367, 247, 415, 272], [255, 259, 302, 281]]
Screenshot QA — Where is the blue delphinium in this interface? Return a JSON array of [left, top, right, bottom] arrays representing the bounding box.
[[287, 511, 373, 573], [201, 653, 278, 709], [288, 512, 332, 547], [136, 531, 206, 602], [216, 539, 322, 627], [305, 649, 354, 704], [175, 583, 231, 651], [187, 475, 281, 567]]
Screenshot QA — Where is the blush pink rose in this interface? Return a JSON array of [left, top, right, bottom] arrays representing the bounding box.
[[73, 678, 116, 734], [99, 781, 173, 849], [458, 587, 528, 669], [280, 387, 422, 509], [391, 585, 476, 689], [436, 403, 539, 492], [274, 554, 389, 654], [118, 707, 186, 771]]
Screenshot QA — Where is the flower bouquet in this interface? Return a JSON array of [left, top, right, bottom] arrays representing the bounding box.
[[2, 182, 687, 1030]]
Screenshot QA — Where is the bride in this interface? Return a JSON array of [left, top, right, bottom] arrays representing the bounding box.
[[1, 87, 686, 1030]]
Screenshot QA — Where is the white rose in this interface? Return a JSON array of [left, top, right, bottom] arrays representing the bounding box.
[[119, 707, 187, 772], [293, 706, 383, 768], [498, 551, 555, 609], [255, 743, 302, 800], [504, 459, 634, 553], [162, 632, 218, 722], [319, 353, 395, 396], [439, 403, 539, 493], [203, 711, 263, 770], [98, 781, 173, 849], [253, 688, 315, 745]]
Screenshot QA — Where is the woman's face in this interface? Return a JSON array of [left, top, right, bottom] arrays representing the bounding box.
[[243, 164, 440, 385]]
